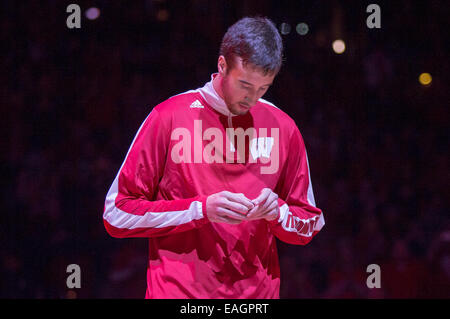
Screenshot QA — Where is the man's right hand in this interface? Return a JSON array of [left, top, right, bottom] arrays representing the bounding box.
[[205, 191, 255, 225]]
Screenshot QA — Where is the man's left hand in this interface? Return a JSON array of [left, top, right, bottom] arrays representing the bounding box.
[[246, 188, 279, 221]]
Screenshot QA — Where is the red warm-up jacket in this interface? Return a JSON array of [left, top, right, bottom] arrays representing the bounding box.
[[103, 73, 325, 298]]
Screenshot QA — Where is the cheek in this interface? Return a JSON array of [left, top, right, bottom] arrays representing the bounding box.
[[224, 82, 244, 103]]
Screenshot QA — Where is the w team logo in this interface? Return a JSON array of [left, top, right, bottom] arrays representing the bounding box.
[[249, 136, 275, 160]]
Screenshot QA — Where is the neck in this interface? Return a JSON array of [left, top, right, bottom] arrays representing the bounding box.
[[212, 73, 225, 100]]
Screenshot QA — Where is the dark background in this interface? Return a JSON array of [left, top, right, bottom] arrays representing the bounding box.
[[1, 0, 448, 298]]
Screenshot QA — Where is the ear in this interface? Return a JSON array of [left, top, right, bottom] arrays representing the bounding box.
[[218, 55, 227, 75]]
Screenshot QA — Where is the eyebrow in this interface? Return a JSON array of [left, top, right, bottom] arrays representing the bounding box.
[[239, 80, 273, 87]]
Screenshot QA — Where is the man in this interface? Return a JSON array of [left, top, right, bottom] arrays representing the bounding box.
[[103, 16, 324, 298]]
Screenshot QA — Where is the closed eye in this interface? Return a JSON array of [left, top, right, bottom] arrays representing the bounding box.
[[239, 80, 272, 92]]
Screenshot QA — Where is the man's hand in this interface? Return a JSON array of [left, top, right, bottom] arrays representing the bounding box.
[[246, 188, 279, 222], [206, 191, 255, 224]]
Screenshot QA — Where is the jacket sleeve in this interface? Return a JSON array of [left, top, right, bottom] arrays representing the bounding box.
[[103, 108, 209, 238], [269, 125, 325, 245]]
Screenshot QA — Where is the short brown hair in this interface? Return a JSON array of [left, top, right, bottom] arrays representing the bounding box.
[[219, 16, 284, 76]]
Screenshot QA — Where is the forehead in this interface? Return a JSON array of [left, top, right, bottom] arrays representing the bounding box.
[[229, 57, 276, 86]]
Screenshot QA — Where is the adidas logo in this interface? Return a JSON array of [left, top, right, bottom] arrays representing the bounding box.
[[189, 100, 204, 108]]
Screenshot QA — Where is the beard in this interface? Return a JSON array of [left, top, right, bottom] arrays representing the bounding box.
[[222, 76, 250, 116], [228, 103, 250, 116]]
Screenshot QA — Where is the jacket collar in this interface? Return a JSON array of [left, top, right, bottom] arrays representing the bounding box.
[[198, 73, 236, 117]]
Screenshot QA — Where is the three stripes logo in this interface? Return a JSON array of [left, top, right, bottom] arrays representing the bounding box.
[[189, 100, 204, 108]]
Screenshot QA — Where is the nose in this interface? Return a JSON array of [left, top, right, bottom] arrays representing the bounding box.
[[244, 94, 256, 105], [244, 86, 261, 106]]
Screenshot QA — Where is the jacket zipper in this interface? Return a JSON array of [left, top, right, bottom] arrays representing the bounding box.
[[227, 113, 236, 158]]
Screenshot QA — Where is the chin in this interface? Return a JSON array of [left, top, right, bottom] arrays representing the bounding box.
[[231, 104, 250, 115], [231, 109, 248, 116]]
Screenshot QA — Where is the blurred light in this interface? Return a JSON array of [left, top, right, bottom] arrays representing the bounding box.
[[66, 290, 77, 299], [296, 23, 309, 35], [419, 72, 432, 86], [280, 23, 291, 35], [332, 39, 346, 54], [157, 9, 169, 22], [85, 7, 100, 20]]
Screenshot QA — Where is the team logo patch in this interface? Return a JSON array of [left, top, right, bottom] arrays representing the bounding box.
[[189, 100, 204, 108]]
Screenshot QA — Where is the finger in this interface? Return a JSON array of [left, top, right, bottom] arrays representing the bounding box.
[[248, 200, 278, 220], [246, 205, 262, 219], [263, 200, 279, 216], [261, 192, 278, 210], [263, 207, 279, 221], [247, 211, 263, 220], [222, 199, 251, 215], [217, 207, 248, 221], [252, 188, 272, 206], [247, 211, 268, 220], [225, 192, 254, 210], [247, 204, 271, 220], [246, 205, 259, 216]]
